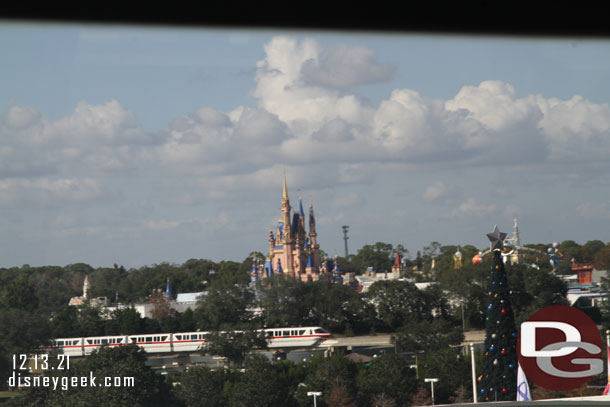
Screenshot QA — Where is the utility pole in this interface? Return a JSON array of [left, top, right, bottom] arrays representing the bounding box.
[[342, 225, 349, 258]]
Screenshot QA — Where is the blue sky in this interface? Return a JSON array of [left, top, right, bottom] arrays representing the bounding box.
[[2, 22, 610, 268]]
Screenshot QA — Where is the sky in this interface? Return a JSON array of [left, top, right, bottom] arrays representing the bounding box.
[[1, 22, 610, 269]]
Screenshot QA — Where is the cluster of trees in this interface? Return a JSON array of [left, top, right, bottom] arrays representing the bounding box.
[[523, 240, 610, 271], [2, 238, 609, 404], [46, 275, 460, 339]]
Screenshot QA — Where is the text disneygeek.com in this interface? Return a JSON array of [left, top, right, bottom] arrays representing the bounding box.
[[8, 354, 134, 391], [8, 371, 135, 391]]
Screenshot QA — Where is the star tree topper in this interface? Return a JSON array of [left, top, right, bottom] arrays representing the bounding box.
[[487, 225, 507, 251]]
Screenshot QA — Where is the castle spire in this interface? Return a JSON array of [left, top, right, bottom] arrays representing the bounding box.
[[298, 189, 304, 216], [164, 278, 173, 300], [309, 203, 316, 231], [283, 172, 288, 202], [83, 275, 90, 299]]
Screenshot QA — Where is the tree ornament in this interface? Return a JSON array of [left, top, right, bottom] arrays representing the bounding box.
[[501, 308, 507, 315], [494, 293, 498, 298], [489, 345, 495, 351], [491, 333, 497, 339], [493, 359, 498, 365], [501, 348, 506, 355], [502, 388, 508, 394], [488, 304, 493, 310]]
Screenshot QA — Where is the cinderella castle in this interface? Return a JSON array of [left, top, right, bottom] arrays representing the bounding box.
[[250, 176, 342, 283]]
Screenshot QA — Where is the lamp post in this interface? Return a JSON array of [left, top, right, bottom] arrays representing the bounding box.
[[470, 343, 477, 403], [307, 391, 322, 407], [425, 378, 439, 405]]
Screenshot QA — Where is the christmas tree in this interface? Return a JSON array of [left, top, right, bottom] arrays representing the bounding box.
[[479, 226, 518, 401]]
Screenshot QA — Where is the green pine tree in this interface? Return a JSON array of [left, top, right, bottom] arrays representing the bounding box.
[[480, 249, 518, 401]]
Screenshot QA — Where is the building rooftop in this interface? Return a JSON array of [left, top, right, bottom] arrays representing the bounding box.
[[175, 292, 205, 303]]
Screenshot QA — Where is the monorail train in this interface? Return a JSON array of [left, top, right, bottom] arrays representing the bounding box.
[[53, 327, 331, 357]]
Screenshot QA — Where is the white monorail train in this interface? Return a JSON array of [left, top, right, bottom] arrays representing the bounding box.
[[53, 327, 331, 357]]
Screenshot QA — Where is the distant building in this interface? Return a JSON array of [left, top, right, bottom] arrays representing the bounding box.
[[252, 175, 326, 283], [68, 275, 109, 308], [563, 265, 607, 307], [68, 276, 205, 319], [103, 287, 206, 319], [391, 252, 405, 276], [354, 253, 406, 292]]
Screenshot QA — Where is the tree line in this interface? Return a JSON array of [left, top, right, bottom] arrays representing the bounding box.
[[5, 340, 473, 406], [1, 239, 609, 405]]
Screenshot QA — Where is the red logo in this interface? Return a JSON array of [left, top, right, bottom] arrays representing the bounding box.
[[517, 305, 603, 391]]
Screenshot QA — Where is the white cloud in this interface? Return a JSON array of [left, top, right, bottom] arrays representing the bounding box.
[[311, 118, 356, 142], [301, 44, 395, 89], [448, 197, 496, 220], [3, 36, 610, 216], [424, 181, 448, 202], [535, 95, 610, 161], [446, 81, 538, 132], [46, 100, 157, 147], [0, 177, 106, 206], [252, 37, 376, 135], [3, 106, 42, 129], [233, 107, 291, 146], [0, 101, 160, 182]]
